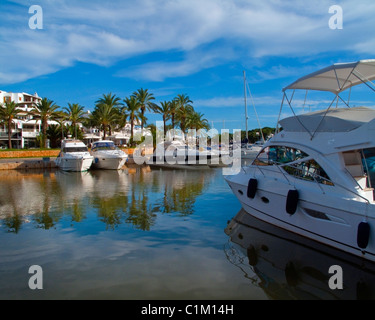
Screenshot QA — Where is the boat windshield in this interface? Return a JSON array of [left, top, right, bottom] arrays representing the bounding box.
[[253, 145, 309, 166], [63, 147, 88, 153], [92, 142, 116, 151]]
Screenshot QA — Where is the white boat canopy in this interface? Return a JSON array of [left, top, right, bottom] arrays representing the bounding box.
[[283, 59, 375, 94], [279, 106, 375, 132]]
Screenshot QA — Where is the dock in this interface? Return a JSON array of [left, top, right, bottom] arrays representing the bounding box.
[[0, 157, 57, 170]]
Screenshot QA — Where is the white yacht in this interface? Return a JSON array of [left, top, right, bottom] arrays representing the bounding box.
[[225, 60, 375, 262], [90, 140, 128, 170], [55, 139, 93, 172], [148, 139, 222, 169]]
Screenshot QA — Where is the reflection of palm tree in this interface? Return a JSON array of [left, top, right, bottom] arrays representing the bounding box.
[[3, 214, 23, 233], [70, 199, 86, 223], [33, 173, 63, 230], [127, 189, 156, 231]]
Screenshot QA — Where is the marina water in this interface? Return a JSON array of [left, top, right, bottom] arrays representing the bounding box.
[[1, 165, 375, 300]]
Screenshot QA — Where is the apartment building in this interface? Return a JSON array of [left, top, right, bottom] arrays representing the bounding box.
[[0, 90, 146, 149], [0, 90, 47, 148]]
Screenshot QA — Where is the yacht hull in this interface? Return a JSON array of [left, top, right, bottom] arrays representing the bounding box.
[[91, 156, 127, 170], [225, 171, 375, 262], [55, 157, 93, 172]]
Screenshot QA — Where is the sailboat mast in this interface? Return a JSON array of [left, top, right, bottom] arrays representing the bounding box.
[[243, 70, 249, 142]]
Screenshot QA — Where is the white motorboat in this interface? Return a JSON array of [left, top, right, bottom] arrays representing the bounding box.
[[225, 59, 375, 262], [55, 139, 93, 172], [148, 139, 222, 169], [90, 140, 128, 170]]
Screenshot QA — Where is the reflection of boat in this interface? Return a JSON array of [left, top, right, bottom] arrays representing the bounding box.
[[90, 140, 128, 170], [225, 60, 375, 262], [55, 139, 93, 172], [147, 139, 221, 169], [225, 209, 375, 300]]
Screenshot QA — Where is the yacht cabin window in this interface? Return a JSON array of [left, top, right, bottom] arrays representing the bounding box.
[[253, 145, 333, 186], [92, 142, 116, 151], [253, 145, 308, 166], [63, 147, 88, 153]]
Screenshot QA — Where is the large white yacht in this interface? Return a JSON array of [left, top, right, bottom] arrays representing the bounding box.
[[225, 60, 375, 262], [90, 140, 128, 170], [55, 139, 93, 172], [148, 138, 222, 169]]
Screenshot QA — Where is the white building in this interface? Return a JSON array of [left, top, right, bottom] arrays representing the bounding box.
[[0, 90, 45, 148], [0, 90, 150, 149]]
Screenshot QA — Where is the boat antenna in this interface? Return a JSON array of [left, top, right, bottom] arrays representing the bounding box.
[[243, 70, 249, 143], [246, 80, 265, 143]]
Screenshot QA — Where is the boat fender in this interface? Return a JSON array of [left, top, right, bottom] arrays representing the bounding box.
[[286, 190, 299, 215], [247, 179, 258, 199], [247, 245, 257, 266], [357, 221, 370, 249], [95, 158, 99, 164]]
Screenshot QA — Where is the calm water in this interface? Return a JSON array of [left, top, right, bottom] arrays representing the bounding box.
[[1, 165, 375, 300]]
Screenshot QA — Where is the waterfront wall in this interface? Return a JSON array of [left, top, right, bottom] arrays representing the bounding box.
[[0, 148, 152, 169], [0, 148, 143, 159]]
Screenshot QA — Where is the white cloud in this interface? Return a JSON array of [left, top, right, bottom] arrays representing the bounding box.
[[1, 0, 374, 84]]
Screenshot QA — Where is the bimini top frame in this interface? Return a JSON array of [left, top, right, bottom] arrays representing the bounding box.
[[283, 59, 375, 94], [276, 60, 375, 138]]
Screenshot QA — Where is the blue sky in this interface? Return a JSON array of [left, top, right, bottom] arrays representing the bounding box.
[[1, 0, 374, 132]]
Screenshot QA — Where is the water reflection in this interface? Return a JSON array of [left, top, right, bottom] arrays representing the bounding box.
[[225, 209, 375, 300], [0, 166, 215, 233]]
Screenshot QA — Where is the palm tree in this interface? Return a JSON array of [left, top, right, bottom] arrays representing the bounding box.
[[169, 100, 178, 130], [63, 103, 86, 139], [46, 124, 62, 148], [174, 94, 194, 135], [123, 96, 142, 146], [93, 93, 122, 139], [186, 111, 210, 131], [0, 101, 23, 149], [154, 101, 171, 134], [132, 88, 157, 131], [90, 104, 119, 140], [29, 98, 61, 148]]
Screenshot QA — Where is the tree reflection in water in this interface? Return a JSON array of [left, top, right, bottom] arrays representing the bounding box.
[[0, 166, 215, 232]]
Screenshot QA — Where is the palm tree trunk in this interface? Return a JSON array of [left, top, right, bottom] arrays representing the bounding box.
[[163, 115, 167, 135], [7, 119, 12, 149], [42, 120, 48, 148], [131, 116, 134, 146], [103, 125, 107, 140]]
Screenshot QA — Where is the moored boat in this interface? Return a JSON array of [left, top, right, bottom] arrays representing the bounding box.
[[225, 59, 375, 262], [90, 140, 128, 170], [55, 139, 93, 172]]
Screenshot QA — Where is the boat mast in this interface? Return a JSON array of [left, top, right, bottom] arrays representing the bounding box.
[[243, 70, 249, 143]]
